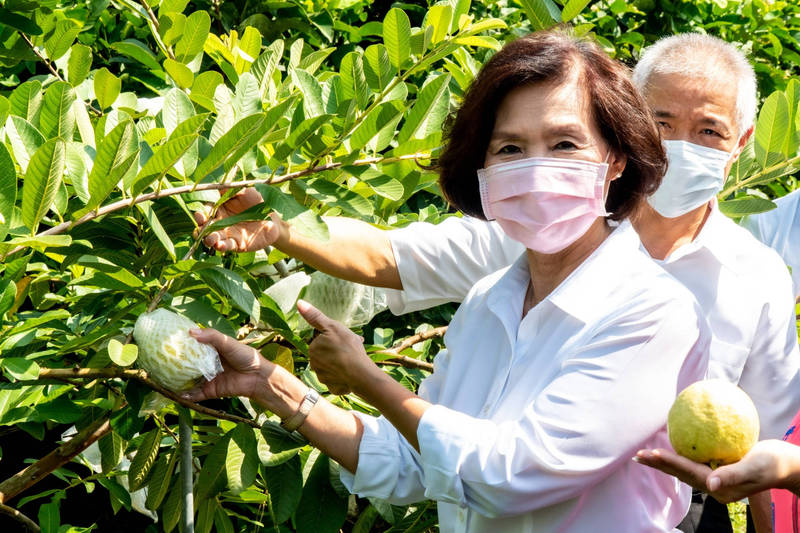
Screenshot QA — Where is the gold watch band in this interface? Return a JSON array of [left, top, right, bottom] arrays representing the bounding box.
[[280, 388, 320, 432]]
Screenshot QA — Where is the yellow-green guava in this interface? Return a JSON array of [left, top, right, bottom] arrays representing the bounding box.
[[667, 379, 759, 468]]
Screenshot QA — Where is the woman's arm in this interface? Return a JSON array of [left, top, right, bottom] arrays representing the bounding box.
[[195, 188, 402, 289]]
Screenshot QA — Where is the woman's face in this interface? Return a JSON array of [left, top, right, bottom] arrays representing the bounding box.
[[484, 67, 626, 183]]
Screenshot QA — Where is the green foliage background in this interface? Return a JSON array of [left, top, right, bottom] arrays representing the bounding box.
[[0, 0, 798, 531]]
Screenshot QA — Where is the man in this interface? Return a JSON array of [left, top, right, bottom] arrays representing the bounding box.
[[196, 33, 800, 532], [742, 188, 800, 301]]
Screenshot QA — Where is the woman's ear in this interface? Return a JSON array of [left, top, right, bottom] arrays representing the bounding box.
[[608, 151, 627, 181]]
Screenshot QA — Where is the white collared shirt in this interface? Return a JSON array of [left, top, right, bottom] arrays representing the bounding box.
[[741, 189, 800, 300], [343, 222, 710, 532], [387, 207, 800, 439]]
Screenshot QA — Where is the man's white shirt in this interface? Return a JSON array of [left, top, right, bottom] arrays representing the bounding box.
[[741, 189, 800, 300], [343, 222, 710, 532], [386, 205, 800, 440]]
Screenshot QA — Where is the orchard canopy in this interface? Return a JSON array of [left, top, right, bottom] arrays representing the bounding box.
[[0, 0, 798, 532]]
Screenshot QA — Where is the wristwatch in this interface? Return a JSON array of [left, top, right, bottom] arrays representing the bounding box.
[[280, 388, 320, 432]]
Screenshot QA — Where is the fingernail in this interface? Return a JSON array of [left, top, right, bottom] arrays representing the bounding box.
[[632, 456, 641, 463], [189, 328, 202, 336], [297, 299, 309, 311], [708, 476, 721, 491]]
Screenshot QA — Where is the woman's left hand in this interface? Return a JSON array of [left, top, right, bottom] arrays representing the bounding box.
[[297, 299, 377, 395]]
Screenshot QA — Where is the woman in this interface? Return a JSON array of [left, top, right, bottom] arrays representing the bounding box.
[[184, 31, 710, 532]]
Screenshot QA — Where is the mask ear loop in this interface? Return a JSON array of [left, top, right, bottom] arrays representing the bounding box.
[[600, 148, 617, 217]]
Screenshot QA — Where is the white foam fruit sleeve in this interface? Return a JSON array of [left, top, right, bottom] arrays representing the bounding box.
[[133, 308, 224, 392]]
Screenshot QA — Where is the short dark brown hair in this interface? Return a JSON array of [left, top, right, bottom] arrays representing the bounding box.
[[438, 30, 666, 221]]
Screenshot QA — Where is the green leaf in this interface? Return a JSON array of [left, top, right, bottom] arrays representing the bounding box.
[[164, 58, 194, 89], [426, 4, 453, 44], [264, 455, 303, 523], [383, 8, 411, 69], [38, 500, 59, 533], [6, 115, 44, 174], [39, 81, 76, 140], [213, 505, 235, 533], [133, 134, 198, 195], [162, 88, 195, 136], [0, 280, 14, 318], [397, 73, 451, 143], [783, 79, 800, 157], [226, 424, 259, 495], [175, 10, 211, 63], [754, 90, 789, 168], [10, 80, 42, 124], [256, 184, 329, 242], [4, 235, 72, 250], [1, 357, 40, 380], [161, 477, 182, 533], [359, 171, 404, 201], [561, 0, 591, 21], [519, 0, 562, 30], [108, 339, 138, 366], [363, 44, 395, 92], [235, 25, 262, 73], [136, 201, 177, 260], [190, 71, 223, 110], [128, 427, 161, 491], [339, 52, 368, 110], [232, 72, 261, 118], [98, 431, 125, 474], [194, 113, 270, 182], [145, 450, 177, 510], [0, 143, 16, 224], [94, 67, 121, 110], [452, 35, 500, 50], [0, 7, 42, 35], [199, 267, 260, 321], [350, 101, 404, 151], [21, 138, 66, 233], [272, 114, 332, 162], [252, 40, 284, 97], [718, 196, 777, 217], [197, 435, 229, 501], [295, 178, 374, 217], [293, 68, 324, 117], [110, 405, 145, 441], [85, 120, 137, 210], [110, 39, 161, 71], [67, 43, 92, 86], [294, 453, 348, 533], [44, 19, 80, 61]]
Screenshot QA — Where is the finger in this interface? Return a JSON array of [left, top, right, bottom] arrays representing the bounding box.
[[193, 210, 207, 225], [189, 328, 249, 361], [204, 231, 220, 248], [634, 449, 711, 489], [297, 299, 334, 331]]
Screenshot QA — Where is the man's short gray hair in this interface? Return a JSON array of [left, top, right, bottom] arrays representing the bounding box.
[[632, 33, 757, 136]]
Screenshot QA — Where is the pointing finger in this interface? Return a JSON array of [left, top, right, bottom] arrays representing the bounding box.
[[297, 299, 334, 331]]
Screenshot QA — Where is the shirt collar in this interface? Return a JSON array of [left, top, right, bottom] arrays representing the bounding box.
[[486, 220, 644, 327], [655, 199, 740, 269]]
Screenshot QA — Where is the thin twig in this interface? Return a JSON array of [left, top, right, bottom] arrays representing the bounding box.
[[35, 368, 261, 429], [0, 502, 40, 532], [1, 153, 431, 260], [19, 33, 102, 115], [374, 326, 447, 372]]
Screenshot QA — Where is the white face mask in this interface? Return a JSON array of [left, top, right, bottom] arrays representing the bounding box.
[[648, 140, 734, 218]]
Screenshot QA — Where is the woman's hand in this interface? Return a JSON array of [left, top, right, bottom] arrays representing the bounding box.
[[635, 440, 800, 503], [297, 300, 378, 396], [194, 188, 286, 253], [183, 328, 276, 401]]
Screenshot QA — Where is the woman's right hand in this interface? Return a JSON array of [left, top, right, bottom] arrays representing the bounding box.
[[183, 328, 276, 401], [194, 188, 286, 253]]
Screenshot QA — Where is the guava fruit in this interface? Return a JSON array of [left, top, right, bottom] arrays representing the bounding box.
[[133, 308, 223, 392], [667, 379, 759, 468]]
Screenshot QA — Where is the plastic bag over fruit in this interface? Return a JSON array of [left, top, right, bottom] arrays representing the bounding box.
[[265, 271, 388, 328], [133, 308, 224, 392]]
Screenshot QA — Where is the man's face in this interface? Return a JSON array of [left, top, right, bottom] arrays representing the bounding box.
[[645, 71, 749, 176]]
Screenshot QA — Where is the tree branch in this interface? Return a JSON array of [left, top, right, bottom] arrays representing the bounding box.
[[0, 502, 40, 532], [35, 368, 261, 429], [0, 416, 111, 504], [375, 326, 447, 372], [2, 153, 431, 259]]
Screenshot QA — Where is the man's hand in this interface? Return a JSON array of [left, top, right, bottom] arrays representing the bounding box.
[[297, 299, 377, 396], [635, 440, 800, 503], [183, 328, 275, 401], [194, 188, 284, 252]]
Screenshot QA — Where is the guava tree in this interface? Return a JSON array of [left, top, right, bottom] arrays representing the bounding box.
[[0, 0, 797, 532]]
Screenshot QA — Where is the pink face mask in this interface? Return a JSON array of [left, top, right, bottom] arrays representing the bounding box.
[[477, 157, 610, 254]]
